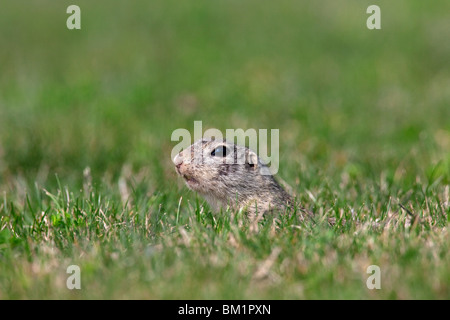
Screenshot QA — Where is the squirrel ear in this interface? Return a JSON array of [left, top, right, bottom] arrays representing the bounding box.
[[246, 150, 258, 169]]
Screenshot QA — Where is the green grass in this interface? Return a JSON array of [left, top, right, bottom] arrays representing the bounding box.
[[0, 0, 449, 299]]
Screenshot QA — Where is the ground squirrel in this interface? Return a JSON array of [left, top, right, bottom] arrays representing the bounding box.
[[173, 139, 294, 215]]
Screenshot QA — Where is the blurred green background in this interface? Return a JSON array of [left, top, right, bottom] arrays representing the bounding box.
[[1, 0, 449, 190], [0, 0, 449, 299]]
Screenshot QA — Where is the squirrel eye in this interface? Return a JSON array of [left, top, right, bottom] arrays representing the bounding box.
[[211, 146, 227, 157]]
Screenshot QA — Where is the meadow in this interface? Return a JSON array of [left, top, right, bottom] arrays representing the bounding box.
[[0, 0, 449, 299]]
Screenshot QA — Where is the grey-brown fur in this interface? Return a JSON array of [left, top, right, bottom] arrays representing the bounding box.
[[173, 139, 294, 215]]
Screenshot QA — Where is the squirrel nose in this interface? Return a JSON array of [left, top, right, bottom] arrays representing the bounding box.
[[173, 153, 184, 167]]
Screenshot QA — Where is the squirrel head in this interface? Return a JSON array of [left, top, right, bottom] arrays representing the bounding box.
[[173, 139, 271, 196]]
